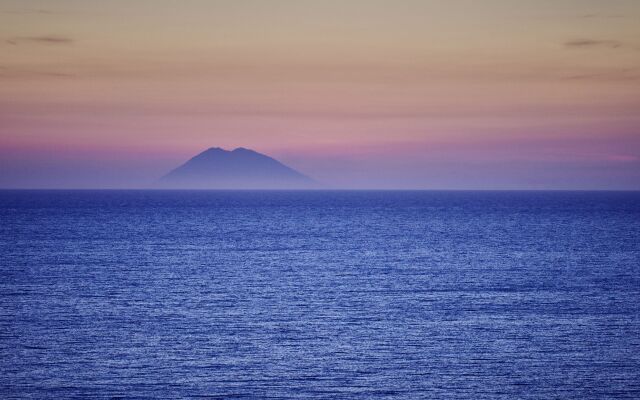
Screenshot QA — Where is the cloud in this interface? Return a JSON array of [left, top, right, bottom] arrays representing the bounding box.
[[0, 64, 75, 79], [564, 39, 623, 49], [560, 66, 640, 81], [6, 35, 73, 46]]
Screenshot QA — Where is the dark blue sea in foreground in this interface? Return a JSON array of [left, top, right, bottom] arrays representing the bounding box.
[[1, 190, 639, 399]]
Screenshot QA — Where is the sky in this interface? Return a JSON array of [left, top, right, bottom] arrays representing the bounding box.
[[1, 0, 639, 189]]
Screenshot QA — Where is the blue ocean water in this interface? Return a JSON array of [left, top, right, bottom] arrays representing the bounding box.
[[1, 190, 639, 399]]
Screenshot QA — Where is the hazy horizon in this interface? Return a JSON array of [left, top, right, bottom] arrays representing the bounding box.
[[1, 0, 639, 189], [1, 144, 639, 190]]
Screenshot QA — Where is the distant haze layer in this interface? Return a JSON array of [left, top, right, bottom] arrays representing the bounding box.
[[1, 0, 639, 189]]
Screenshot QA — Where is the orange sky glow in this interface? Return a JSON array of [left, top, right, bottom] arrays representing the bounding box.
[[1, 0, 639, 188]]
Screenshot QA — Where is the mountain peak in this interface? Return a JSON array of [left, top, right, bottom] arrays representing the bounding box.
[[158, 147, 316, 189], [199, 147, 255, 157]]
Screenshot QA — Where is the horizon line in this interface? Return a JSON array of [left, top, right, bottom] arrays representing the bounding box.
[[1, 188, 639, 192]]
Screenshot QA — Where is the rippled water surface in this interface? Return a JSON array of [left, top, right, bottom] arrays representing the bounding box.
[[1, 190, 640, 398]]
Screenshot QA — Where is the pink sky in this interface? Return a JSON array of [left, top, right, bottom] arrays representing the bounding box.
[[1, 0, 639, 188]]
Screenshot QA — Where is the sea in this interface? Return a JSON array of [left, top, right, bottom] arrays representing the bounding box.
[[1, 190, 639, 399]]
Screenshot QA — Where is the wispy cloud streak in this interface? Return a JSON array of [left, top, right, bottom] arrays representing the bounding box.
[[6, 35, 73, 46], [564, 39, 623, 49]]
